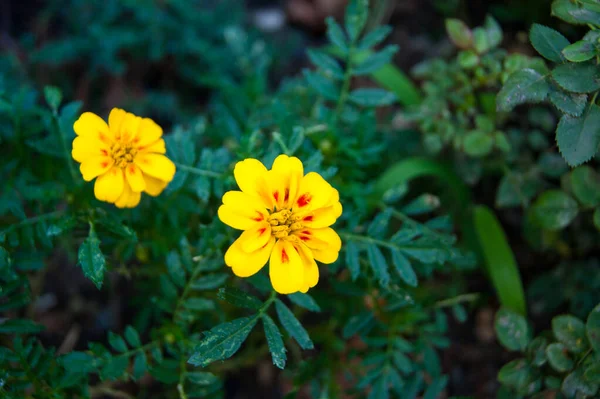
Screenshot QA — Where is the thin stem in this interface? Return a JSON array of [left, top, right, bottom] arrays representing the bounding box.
[[177, 357, 189, 399], [1, 211, 64, 236], [258, 290, 278, 316], [433, 293, 479, 309], [174, 163, 223, 178], [340, 231, 398, 250], [272, 132, 290, 155], [53, 110, 78, 183], [334, 36, 359, 122], [172, 254, 212, 322]]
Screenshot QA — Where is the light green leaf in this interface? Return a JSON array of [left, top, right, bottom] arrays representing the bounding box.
[[463, 131, 494, 157], [275, 299, 314, 350], [288, 293, 321, 312], [445, 19, 473, 49], [188, 316, 258, 367], [390, 249, 417, 287], [552, 0, 600, 25], [531, 190, 579, 230], [344, 0, 368, 41], [325, 17, 348, 53], [495, 308, 530, 351], [586, 302, 600, 352], [307, 49, 344, 79], [124, 325, 141, 348], [353, 45, 399, 75], [44, 86, 63, 112], [562, 40, 597, 62], [570, 166, 600, 206], [349, 88, 396, 107], [552, 315, 588, 353], [367, 244, 390, 286], [484, 15, 503, 48], [217, 287, 262, 310], [529, 23, 570, 62], [262, 314, 287, 369], [496, 69, 550, 112], [546, 342, 574, 372], [358, 26, 392, 50], [552, 62, 600, 93], [108, 332, 128, 353], [78, 224, 106, 290], [556, 105, 600, 166]]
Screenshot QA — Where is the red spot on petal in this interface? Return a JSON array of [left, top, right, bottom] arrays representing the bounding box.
[[302, 230, 311, 235], [297, 193, 311, 208], [129, 165, 136, 174], [303, 215, 313, 222], [284, 188, 289, 202], [100, 149, 108, 156], [101, 161, 109, 168], [258, 228, 266, 235], [300, 235, 309, 242], [281, 248, 289, 263], [253, 212, 264, 222], [273, 191, 279, 201]]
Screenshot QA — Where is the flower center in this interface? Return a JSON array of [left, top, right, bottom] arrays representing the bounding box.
[[268, 209, 303, 239], [111, 142, 138, 168]]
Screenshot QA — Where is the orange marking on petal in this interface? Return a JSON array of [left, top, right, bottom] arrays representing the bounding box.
[[284, 188, 289, 202], [258, 228, 266, 235], [128, 165, 136, 174], [303, 215, 313, 222], [297, 193, 311, 208], [101, 149, 108, 156], [101, 161, 109, 168], [300, 235, 309, 241], [253, 212, 264, 222], [273, 191, 279, 201], [302, 230, 311, 235], [281, 248, 289, 263]]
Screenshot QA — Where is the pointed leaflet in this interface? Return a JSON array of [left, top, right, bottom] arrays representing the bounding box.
[[78, 223, 106, 290], [344, 0, 368, 41], [262, 314, 287, 369], [307, 49, 344, 79], [556, 105, 600, 166], [367, 244, 390, 286], [349, 88, 396, 107], [390, 249, 418, 287], [529, 24, 569, 62], [188, 316, 258, 367], [274, 300, 314, 350], [345, 241, 361, 280], [552, 62, 600, 93], [496, 69, 550, 112], [217, 287, 262, 310], [288, 293, 321, 312], [531, 190, 578, 231], [353, 45, 399, 75]]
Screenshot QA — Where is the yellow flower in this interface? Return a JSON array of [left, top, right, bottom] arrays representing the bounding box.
[[72, 108, 176, 208], [218, 155, 343, 294]]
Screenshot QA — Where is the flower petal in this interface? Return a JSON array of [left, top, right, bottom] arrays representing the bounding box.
[[108, 108, 127, 134], [72, 136, 109, 163], [294, 227, 341, 252], [115, 181, 141, 208], [225, 235, 275, 277], [271, 155, 304, 209], [293, 172, 336, 213], [94, 167, 125, 203], [312, 246, 340, 264], [292, 241, 319, 293], [135, 153, 176, 182], [296, 204, 342, 228], [144, 174, 168, 196], [119, 112, 142, 143], [80, 156, 114, 181], [233, 158, 272, 206], [138, 138, 166, 154], [134, 118, 163, 148], [269, 239, 304, 294], [73, 112, 113, 145], [218, 191, 269, 230], [239, 222, 272, 253], [125, 164, 146, 192]]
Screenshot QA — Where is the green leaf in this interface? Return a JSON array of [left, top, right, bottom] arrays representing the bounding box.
[[166, 251, 185, 288], [585, 363, 600, 383], [367, 244, 390, 286], [594, 208, 600, 231], [553, 315, 588, 353], [307, 49, 344, 79], [188, 316, 258, 367], [191, 273, 228, 290], [570, 166, 600, 207], [496, 69, 550, 112], [473, 27, 490, 53], [217, 287, 262, 310], [549, 88, 587, 116], [463, 131, 494, 157], [187, 371, 218, 385], [552, 62, 600, 93], [0, 319, 44, 334], [556, 105, 600, 166], [325, 17, 348, 53], [563, 40, 597, 62], [262, 314, 287, 369], [0, 246, 10, 273], [358, 26, 392, 50], [44, 86, 63, 112], [527, 337, 548, 367], [108, 332, 128, 353], [445, 19, 473, 49], [552, 0, 600, 25], [345, 241, 361, 280], [101, 356, 128, 380], [132, 352, 147, 381], [61, 352, 96, 374], [531, 190, 579, 230], [562, 369, 599, 398], [348, 88, 396, 107], [275, 299, 314, 350], [184, 298, 215, 311], [586, 302, 600, 352], [353, 45, 399, 75], [474, 207, 526, 315], [484, 15, 503, 48], [303, 70, 339, 101], [495, 308, 530, 351], [529, 24, 570, 62], [546, 342, 574, 372], [498, 359, 534, 390], [344, 0, 368, 41], [423, 376, 448, 399], [390, 249, 417, 287], [288, 293, 321, 312], [77, 224, 106, 290], [342, 311, 374, 338]]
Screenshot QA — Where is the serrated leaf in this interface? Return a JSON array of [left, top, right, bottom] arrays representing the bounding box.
[[124, 326, 141, 348], [562, 40, 597, 62], [497, 69, 550, 112], [495, 308, 530, 351], [546, 342, 574, 372], [275, 299, 313, 350], [445, 19, 473, 49], [586, 303, 600, 352], [552, 62, 600, 93], [549, 88, 587, 116], [552, 0, 600, 25], [556, 106, 600, 166], [358, 26, 392, 50], [353, 45, 398, 75], [307, 49, 344, 79], [188, 316, 258, 367], [345, 241, 361, 280], [390, 249, 417, 287], [367, 244, 390, 286], [529, 24, 570, 62], [342, 311, 374, 338], [217, 287, 262, 310], [108, 332, 128, 353], [531, 190, 579, 230], [191, 273, 228, 290], [288, 292, 321, 312], [262, 314, 286, 369], [325, 17, 348, 52], [349, 88, 396, 107], [77, 224, 105, 290]]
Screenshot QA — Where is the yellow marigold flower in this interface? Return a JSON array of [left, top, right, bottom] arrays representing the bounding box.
[[218, 155, 343, 294], [72, 108, 176, 208]]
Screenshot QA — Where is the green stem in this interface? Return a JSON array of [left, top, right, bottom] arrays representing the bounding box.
[[53, 110, 78, 183], [1, 211, 64, 236], [340, 232, 398, 250], [433, 293, 479, 309], [272, 132, 291, 155], [177, 357, 189, 399], [172, 258, 206, 322], [174, 163, 223, 178], [258, 290, 278, 315], [334, 37, 358, 122]]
